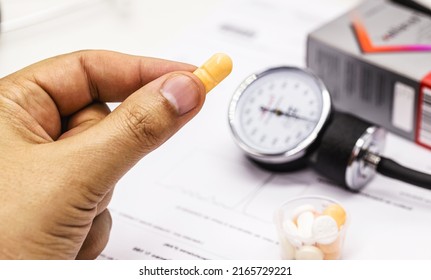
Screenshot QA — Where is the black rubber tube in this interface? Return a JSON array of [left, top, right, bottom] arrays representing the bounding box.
[[376, 157, 431, 190]]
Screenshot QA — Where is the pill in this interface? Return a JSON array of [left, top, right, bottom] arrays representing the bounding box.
[[279, 235, 296, 260], [323, 251, 341, 260], [282, 219, 301, 247], [323, 204, 346, 228], [295, 245, 324, 260], [296, 211, 315, 244], [312, 215, 339, 245], [317, 236, 341, 254], [291, 204, 316, 221], [193, 53, 233, 93]]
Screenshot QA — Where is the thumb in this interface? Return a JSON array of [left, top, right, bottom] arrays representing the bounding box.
[[69, 71, 206, 189]]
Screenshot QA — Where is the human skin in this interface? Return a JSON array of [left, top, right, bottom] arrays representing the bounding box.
[[0, 50, 206, 259]]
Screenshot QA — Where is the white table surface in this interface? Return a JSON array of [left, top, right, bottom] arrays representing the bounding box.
[[0, 0, 222, 76]]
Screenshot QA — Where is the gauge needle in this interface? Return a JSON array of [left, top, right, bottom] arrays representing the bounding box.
[[260, 106, 316, 122]]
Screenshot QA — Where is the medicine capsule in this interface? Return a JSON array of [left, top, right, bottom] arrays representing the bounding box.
[[278, 234, 296, 260], [296, 211, 315, 244], [318, 236, 342, 254], [193, 53, 233, 93], [322, 204, 346, 229], [291, 204, 315, 222]]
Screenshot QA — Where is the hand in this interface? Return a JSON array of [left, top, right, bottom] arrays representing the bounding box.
[[0, 50, 206, 259]]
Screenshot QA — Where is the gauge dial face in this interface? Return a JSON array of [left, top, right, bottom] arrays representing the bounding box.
[[229, 67, 331, 163]]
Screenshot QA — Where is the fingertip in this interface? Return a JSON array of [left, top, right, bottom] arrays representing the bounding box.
[[76, 209, 112, 260], [160, 72, 206, 116], [63, 70, 208, 190]]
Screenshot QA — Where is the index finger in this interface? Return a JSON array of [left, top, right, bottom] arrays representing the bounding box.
[[16, 50, 197, 116]]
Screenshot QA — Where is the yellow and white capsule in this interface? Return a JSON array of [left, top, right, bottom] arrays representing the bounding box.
[[193, 53, 233, 93]]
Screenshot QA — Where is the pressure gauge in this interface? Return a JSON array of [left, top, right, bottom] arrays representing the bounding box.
[[228, 66, 431, 192], [228, 66, 389, 191], [228, 67, 331, 168]]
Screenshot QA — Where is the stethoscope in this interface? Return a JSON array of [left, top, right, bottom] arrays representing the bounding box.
[[228, 66, 431, 191]]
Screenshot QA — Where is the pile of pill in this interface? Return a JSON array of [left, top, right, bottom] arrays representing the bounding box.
[[279, 203, 347, 260]]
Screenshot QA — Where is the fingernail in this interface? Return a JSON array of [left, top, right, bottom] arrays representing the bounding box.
[[161, 74, 200, 115]]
